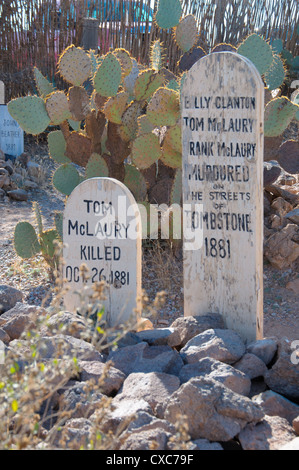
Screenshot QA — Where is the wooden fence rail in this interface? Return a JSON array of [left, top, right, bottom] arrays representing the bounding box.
[[0, 0, 298, 102]]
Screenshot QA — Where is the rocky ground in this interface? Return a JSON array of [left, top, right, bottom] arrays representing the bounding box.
[[0, 135, 298, 340]]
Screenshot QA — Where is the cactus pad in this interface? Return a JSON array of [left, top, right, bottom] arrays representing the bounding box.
[[237, 33, 273, 75], [155, 0, 182, 30], [212, 43, 237, 53], [58, 45, 92, 86], [277, 140, 299, 174], [165, 123, 181, 153], [119, 101, 144, 141], [137, 115, 156, 136], [124, 164, 147, 202], [85, 109, 106, 154], [40, 229, 59, 259], [68, 86, 91, 121], [14, 222, 41, 259], [52, 163, 81, 196], [46, 91, 72, 125], [178, 46, 206, 72], [48, 130, 70, 164], [134, 69, 165, 102], [123, 58, 140, 95], [93, 52, 122, 97], [146, 87, 180, 127], [170, 168, 182, 205], [264, 54, 286, 91], [161, 138, 182, 168], [103, 92, 129, 124], [131, 133, 161, 169], [271, 38, 283, 54], [8, 96, 51, 135], [85, 153, 109, 179], [113, 48, 133, 78], [33, 67, 55, 98], [32, 201, 43, 236], [174, 15, 198, 53], [264, 97, 299, 137], [65, 132, 93, 167]]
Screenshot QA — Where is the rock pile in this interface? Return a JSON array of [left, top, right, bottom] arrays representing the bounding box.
[[264, 161, 299, 270], [0, 285, 298, 450], [0, 149, 43, 202]]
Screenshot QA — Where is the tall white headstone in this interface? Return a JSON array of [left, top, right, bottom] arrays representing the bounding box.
[[63, 177, 142, 327], [182, 52, 264, 342]]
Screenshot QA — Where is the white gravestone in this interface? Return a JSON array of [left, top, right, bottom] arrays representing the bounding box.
[[182, 52, 264, 343], [0, 108, 24, 157], [63, 177, 142, 327]]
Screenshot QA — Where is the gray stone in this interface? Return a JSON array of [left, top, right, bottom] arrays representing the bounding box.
[[58, 418, 93, 450], [252, 391, 299, 424], [180, 329, 246, 365], [120, 427, 172, 450], [234, 353, 268, 379], [238, 415, 296, 450], [116, 372, 180, 417], [192, 439, 223, 450], [0, 287, 23, 314], [58, 382, 104, 419], [264, 338, 299, 401], [170, 314, 225, 347], [79, 360, 125, 395], [108, 341, 184, 376], [0, 327, 10, 343], [9, 334, 105, 363], [179, 357, 251, 396], [40, 311, 88, 339], [136, 327, 181, 348], [7, 189, 28, 201], [0, 302, 45, 326], [164, 377, 264, 441], [285, 208, 299, 225], [93, 398, 153, 434], [247, 337, 278, 365]]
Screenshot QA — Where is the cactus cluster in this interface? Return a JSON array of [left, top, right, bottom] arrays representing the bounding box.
[[14, 202, 62, 270], [7, 1, 299, 261]]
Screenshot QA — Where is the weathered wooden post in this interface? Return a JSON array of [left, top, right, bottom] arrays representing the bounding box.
[[81, 18, 99, 51], [63, 177, 142, 327], [182, 52, 264, 343]]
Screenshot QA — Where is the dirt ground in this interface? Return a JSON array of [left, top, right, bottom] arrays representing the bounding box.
[[0, 137, 298, 342]]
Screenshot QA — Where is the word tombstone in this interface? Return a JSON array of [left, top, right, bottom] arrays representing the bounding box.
[[182, 52, 264, 342], [63, 177, 142, 326]]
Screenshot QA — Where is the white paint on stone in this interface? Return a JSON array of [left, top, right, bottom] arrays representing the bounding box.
[[182, 52, 264, 343], [63, 177, 142, 327]]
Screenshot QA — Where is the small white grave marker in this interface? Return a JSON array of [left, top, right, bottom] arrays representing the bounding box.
[[182, 52, 264, 342], [0, 99, 24, 157], [63, 177, 142, 326]]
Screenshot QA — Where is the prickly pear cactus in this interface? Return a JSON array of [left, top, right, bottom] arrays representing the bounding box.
[[14, 204, 61, 270]]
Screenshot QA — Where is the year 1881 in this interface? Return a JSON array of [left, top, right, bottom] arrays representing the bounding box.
[[65, 266, 130, 286], [204, 237, 231, 259]]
